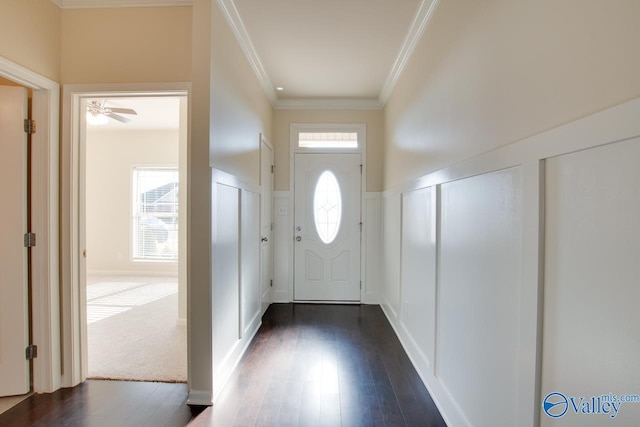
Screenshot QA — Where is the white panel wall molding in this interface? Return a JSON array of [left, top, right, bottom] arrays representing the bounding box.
[[211, 168, 262, 402], [273, 191, 292, 302], [379, 97, 640, 427], [51, 0, 192, 8], [362, 192, 383, 304]]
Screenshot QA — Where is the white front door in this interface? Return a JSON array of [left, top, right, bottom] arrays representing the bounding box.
[[260, 139, 274, 313], [0, 86, 30, 396], [294, 153, 361, 301]]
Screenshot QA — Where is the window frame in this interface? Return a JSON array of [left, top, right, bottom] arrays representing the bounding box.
[[131, 165, 180, 263]]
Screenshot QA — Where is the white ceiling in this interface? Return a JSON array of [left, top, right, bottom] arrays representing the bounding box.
[[233, 0, 421, 101], [86, 97, 181, 131], [54, 0, 438, 108]]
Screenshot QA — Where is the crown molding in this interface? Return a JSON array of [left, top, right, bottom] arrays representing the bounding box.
[[216, 0, 278, 106], [378, 0, 439, 105], [51, 0, 192, 9], [275, 98, 383, 110]]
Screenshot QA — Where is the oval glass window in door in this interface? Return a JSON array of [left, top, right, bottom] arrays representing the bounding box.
[[313, 170, 342, 244]]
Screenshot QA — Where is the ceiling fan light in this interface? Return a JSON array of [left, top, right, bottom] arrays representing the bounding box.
[[86, 111, 108, 125]]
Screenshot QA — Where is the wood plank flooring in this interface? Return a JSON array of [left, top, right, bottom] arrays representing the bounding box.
[[191, 303, 446, 427], [0, 303, 445, 426], [0, 380, 204, 427]]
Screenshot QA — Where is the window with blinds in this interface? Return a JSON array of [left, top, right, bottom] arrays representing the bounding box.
[[132, 167, 179, 261]]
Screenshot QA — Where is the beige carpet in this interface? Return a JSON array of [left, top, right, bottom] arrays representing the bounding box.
[[87, 280, 187, 383]]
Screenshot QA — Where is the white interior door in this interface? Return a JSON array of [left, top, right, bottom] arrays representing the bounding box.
[[260, 139, 274, 313], [294, 153, 361, 301], [0, 85, 30, 396]]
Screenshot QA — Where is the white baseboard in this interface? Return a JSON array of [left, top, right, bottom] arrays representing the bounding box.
[[87, 270, 178, 278], [186, 390, 212, 406], [272, 289, 290, 303]]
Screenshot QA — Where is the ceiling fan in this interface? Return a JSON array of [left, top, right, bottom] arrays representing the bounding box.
[[86, 100, 138, 125]]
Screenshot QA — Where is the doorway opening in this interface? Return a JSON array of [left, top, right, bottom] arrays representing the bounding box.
[[0, 76, 34, 411], [290, 124, 366, 302], [82, 95, 188, 383]]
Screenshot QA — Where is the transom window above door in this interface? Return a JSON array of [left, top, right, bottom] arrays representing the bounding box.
[[299, 132, 358, 148], [291, 123, 365, 153]]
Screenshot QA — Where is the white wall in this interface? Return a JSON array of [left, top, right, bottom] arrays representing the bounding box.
[[60, 6, 192, 84], [384, 0, 640, 189], [188, 0, 273, 405], [0, 0, 60, 82], [380, 98, 640, 426], [85, 128, 179, 276]]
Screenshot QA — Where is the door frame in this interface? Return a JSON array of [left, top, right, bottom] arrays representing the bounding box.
[[0, 57, 60, 393], [61, 83, 190, 387], [289, 123, 367, 302], [259, 133, 274, 315]]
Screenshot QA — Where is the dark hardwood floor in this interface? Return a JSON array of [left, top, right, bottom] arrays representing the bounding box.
[[0, 304, 445, 426], [191, 303, 446, 427], [0, 380, 205, 427]]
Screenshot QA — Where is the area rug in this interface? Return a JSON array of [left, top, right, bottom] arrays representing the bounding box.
[[87, 281, 187, 383]]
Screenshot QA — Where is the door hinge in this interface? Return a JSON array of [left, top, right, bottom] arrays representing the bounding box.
[[24, 119, 36, 134], [271, 165, 275, 174], [271, 222, 273, 231], [24, 232, 36, 248], [270, 279, 273, 287], [360, 281, 362, 290], [360, 164, 363, 174], [26, 344, 38, 360], [359, 222, 363, 232]]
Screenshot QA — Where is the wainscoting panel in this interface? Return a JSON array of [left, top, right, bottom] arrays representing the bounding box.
[[241, 190, 261, 337], [212, 183, 240, 377], [211, 172, 262, 401], [363, 193, 382, 304], [400, 186, 436, 372], [380, 99, 640, 426], [438, 168, 523, 427], [273, 192, 292, 302], [381, 192, 401, 319], [542, 137, 640, 426]]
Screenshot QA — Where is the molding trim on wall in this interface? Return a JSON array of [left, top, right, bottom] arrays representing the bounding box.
[[216, 0, 278, 105], [275, 98, 383, 110], [378, 0, 439, 105], [51, 0, 192, 8]]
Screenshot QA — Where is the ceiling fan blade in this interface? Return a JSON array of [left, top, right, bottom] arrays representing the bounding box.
[[108, 113, 132, 123], [108, 107, 137, 115]]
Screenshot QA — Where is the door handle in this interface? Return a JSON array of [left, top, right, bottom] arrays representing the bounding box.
[[296, 236, 302, 242], [261, 237, 268, 242]]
